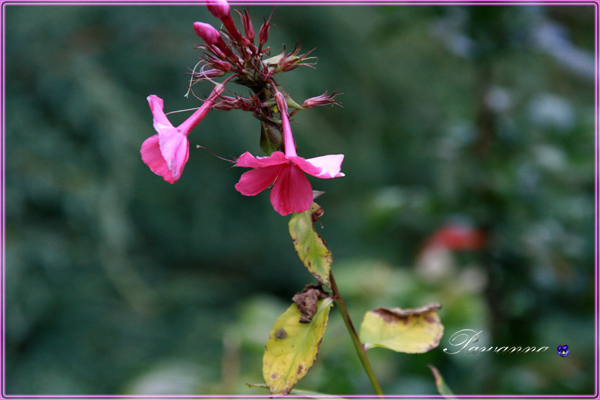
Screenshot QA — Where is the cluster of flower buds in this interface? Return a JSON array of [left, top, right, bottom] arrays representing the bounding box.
[[141, 0, 345, 216]]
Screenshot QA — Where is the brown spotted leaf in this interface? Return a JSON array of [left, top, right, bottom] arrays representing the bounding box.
[[292, 284, 329, 323], [359, 303, 444, 353], [288, 203, 332, 289], [263, 298, 334, 395]]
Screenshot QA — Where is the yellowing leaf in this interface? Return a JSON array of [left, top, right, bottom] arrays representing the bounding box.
[[263, 298, 334, 395], [289, 203, 332, 289], [360, 303, 444, 353], [246, 383, 346, 399]]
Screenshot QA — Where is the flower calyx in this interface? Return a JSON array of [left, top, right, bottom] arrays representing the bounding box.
[[264, 45, 317, 74]]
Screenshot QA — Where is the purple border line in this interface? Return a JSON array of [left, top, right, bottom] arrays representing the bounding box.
[[596, 0, 599, 398], [0, 396, 592, 398], [594, 0, 600, 395], [1, 1, 599, 400], [1, 396, 598, 399], [0, 0, 588, 2], [1, 1, 599, 5], [2, 0, 6, 398], [1, 0, 5, 399], [0, 0, 599, 4]]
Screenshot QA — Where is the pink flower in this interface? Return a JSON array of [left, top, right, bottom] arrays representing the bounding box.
[[235, 152, 345, 216], [141, 84, 224, 183], [235, 91, 344, 215]]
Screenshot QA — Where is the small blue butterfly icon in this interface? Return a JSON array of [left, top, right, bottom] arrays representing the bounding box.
[[557, 345, 569, 357]]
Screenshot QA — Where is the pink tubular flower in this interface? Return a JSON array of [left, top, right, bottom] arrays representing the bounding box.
[[141, 84, 224, 183], [234, 91, 344, 215]]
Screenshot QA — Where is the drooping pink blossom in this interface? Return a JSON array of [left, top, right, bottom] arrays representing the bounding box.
[[141, 84, 224, 183], [234, 91, 344, 215]]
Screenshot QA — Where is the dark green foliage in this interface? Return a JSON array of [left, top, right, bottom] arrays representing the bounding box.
[[4, 4, 595, 395]]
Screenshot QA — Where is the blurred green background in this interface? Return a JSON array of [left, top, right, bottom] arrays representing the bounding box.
[[4, 3, 596, 396]]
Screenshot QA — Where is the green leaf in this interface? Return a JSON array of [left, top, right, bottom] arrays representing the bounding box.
[[260, 120, 283, 155], [360, 303, 444, 353], [284, 94, 304, 110], [428, 365, 456, 398], [246, 383, 346, 399], [289, 204, 332, 289], [262, 298, 334, 395]]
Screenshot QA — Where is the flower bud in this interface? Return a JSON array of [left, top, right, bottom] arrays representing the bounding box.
[[239, 9, 255, 41], [260, 68, 273, 83], [206, 44, 227, 61], [193, 22, 221, 45], [210, 59, 231, 72], [213, 99, 237, 111], [194, 22, 238, 62], [278, 55, 301, 72], [301, 92, 342, 109], [206, 0, 230, 19], [194, 68, 226, 79], [258, 12, 274, 45], [205, 0, 243, 43]]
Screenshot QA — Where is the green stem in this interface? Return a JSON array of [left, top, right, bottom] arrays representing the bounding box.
[[329, 271, 384, 396]]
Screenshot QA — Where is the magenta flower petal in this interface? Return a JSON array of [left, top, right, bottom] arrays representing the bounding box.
[[158, 128, 190, 181], [235, 164, 285, 196], [236, 151, 289, 168], [270, 163, 314, 216], [234, 151, 344, 215], [141, 134, 177, 184], [289, 156, 322, 177], [142, 86, 224, 183], [147, 95, 173, 129], [302, 154, 345, 178], [233, 90, 344, 215]]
